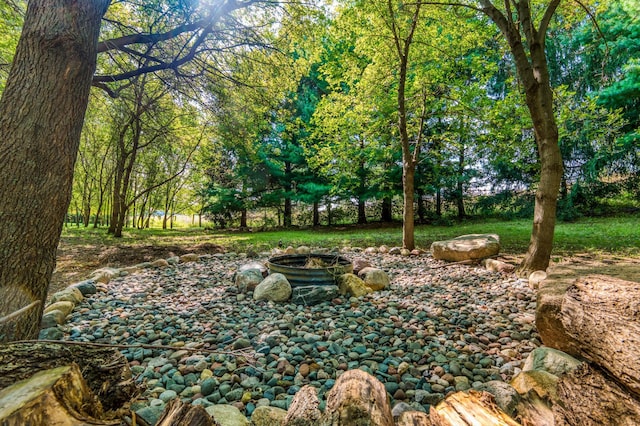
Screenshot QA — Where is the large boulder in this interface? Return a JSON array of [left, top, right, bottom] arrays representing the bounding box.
[[205, 404, 249, 426], [250, 406, 287, 426], [522, 347, 582, 377], [337, 274, 372, 298], [431, 234, 500, 262], [235, 269, 264, 293], [291, 285, 339, 305], [253, 273, 292, 302], [357, 267, 390, 291]]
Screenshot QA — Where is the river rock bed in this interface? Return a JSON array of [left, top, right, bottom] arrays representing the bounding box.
[[61, 251, 539, 424]]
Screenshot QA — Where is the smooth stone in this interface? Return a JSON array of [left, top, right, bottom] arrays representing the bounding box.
[[205, 404, 250, 426]]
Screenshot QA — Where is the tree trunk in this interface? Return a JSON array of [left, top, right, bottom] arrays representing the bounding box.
[[554, 363, 640, 426], [402, 163, 416, 250], [0, 364, 111, 426], [156, 399, 217, 426], [357, 197, 367, 224], [436, 188, 442, 216], [319, 369, 394, 426], [240, 208, 248, 228], [327, 199, 332, 226], [456, 144, 466, 220], [0, 342, 137, 411], [313, 201, 320, 226], [0, 0, 108, 342], [430, 391, 520, 426], [381, 196, 393, 222], [537, 275, 640, 397], [479, 1, 563, 276]]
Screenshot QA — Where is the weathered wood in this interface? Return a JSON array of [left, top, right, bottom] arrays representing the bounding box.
[[320, 369, 394, 426], [0, 364, 116, 425], [397, 411, 433, 425], [514, 393, 554, 426], [430, 391, 521, 426], [552, 275, 640, 396], [0, 342, 137, 412], [156, 398, 218, 426], [553, 363, 640, 426], [285, 385, 322, 425]]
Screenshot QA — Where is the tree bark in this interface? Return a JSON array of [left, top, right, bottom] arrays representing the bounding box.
[[0, 342, 137, 412], [319, 369, 394, 426], [478, 1, 562, 276], [156, 399, 218, 426], [0, 0, 109, 342], [381, 196, 393, 222], [542, 275, 640, 397], [554, 363, 640, 426], [313, 201, 320, 226], [430, 391, 520, 426], [0, 364, 112, 426]]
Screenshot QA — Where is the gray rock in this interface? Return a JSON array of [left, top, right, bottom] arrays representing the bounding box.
[[431, 234, 500, 261], [41, 310, 66, 328], [235, 269, 264, 292], [253, 273, 291, 302], [136, 405, 166, 426], [251, 405, 288, 426], [291, 285, 339, 305], [358, 267, 390, 291], [205, 404, 250, 426], [69, 279, 98, 296], [482, 380, 521, 417], [38, 327, 63, 340], [522, 347, 582, 377], [392, 401, 414, 419], [239, 261, 268, 277]]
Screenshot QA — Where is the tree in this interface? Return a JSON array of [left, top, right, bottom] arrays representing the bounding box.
[[0, 0, 269, 342]]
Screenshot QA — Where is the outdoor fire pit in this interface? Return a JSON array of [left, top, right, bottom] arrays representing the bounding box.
[[267, 253, 353, 287]]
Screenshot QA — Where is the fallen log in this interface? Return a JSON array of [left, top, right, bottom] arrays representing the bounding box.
[[320, 369, 395, 426], [284, 385, 322, 425], [553, 363, 640, 425], [156, 398, 218, 426], [0, 364, 116, 425], [397, 411, 433, 425], [430, 391, 521, 426], [0, 342, 137, 412], [552, 275, 640, 396]]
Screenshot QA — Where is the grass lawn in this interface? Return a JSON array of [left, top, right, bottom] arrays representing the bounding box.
[[60, 215, 640, 257]]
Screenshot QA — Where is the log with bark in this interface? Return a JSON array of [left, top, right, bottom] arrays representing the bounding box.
[[536, 275, 640, 397], [155, 398, 219, 426], [318, 369, 395, 426], [0, 364, 116, 425], [0, 342, 138, 412], [430, 391, 521, 425], [553, 363, 640, 426]]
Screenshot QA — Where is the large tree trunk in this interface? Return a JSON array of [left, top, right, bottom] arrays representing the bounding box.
[[554, 363, 640, 426], [0, 0, 108, 342], [537, 275, 640, 397], [0, 342, 137, 412], [479, 1, 563, 276], [0, 364, 110, 426]]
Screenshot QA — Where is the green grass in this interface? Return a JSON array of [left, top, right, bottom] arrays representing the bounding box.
[[61, 215, 640, 257]]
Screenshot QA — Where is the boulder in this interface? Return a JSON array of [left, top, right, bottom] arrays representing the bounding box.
[[251, 405, 287, 426], [235, 269, 264, 293], [388, 247, 402, 255], [291, 285, 339, 305], [522, 347, 582, 377], [482, 380, 521, 417], [483, 258, 516, 273], [151, 258, 170, 268], [296, 246, 311, 254], [510, 370, 559, 401], [179, 253, 200, 263], [205, 404, 249, 426], [40, 310, 67, 328], [352, 258, 373, 275], [68, 279, 97, 296], [358, 267, 390, 291], [400, 249, 411, 257], [253, 273, 292, 302], [50, 287, 83, 304], [337, 274, 372, 298], [44, 301, 75, 317], [238, 261, 268, 277], [431, 233, 500, 262]]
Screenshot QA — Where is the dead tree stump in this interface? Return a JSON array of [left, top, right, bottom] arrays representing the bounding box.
[[0, 342, 137, 412], [430, 391, 521, 425], [0, 364, 115, 425]]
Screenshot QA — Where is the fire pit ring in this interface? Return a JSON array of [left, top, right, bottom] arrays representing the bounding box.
[[267, 254, 353, 287]]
